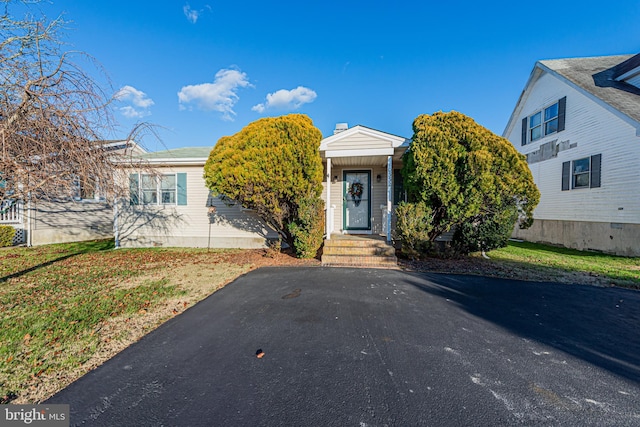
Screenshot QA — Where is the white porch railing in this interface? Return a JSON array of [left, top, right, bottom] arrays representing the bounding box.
[[326, 205, 335, 237], [0, 200, 22, 224]]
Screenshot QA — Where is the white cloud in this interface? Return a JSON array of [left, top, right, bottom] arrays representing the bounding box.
[[115, 85, 154, 119], [183, 4, 199, 23], [252, 86, 317, 113], [177, 68, 252, 121], [119, 106, 144, 119]]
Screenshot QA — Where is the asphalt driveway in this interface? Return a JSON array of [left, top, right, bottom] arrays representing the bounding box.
[[47, 267, 640, 426]]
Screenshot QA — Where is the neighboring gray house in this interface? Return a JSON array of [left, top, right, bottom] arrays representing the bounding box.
[[503, 53, 640, 256], [0, 141, 130, 246]]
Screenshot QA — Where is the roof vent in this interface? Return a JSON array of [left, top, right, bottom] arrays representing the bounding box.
[[334, 123, 348, 135]]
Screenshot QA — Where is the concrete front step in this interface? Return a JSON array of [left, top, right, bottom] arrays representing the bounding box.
[[321, 238, 398, 268], [324, 239, 390, 247], [323, 245, 396, 256], [321, 254, 398, 268]]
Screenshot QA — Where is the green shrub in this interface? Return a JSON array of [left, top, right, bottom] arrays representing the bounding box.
[[204, 114, 324, 258], [400, 111, 539, 257], [394, 201, 433, 258], [452, 205, 518, 255], [0, 225, 15, 247], [287, 195, 324, 258]]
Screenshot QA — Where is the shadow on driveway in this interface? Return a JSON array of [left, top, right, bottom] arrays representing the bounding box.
[[405, 272, 640, 383]]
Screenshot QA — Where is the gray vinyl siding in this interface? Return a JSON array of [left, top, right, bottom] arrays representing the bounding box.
[[30, 200, 113, 245]]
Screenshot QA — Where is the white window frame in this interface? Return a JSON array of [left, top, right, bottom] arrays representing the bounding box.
[[140, 173, 177, 205], [543, 102, 559, 136], [529, 111, 542, 142], [529, 101, 559, 143], [72, 175, 104, 202], [572, 157, 590, 189]]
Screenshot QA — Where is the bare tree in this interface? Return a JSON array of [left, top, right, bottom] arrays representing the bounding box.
[[0, 0, 135, 205]]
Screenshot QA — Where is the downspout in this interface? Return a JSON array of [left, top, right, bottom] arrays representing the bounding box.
[[386, 155, 392, 244], [26, 192, 32, 247], [325, 157, 331, 240], [113, 197, 120, 248]]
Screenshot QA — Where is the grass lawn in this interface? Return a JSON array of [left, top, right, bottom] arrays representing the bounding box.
[[487, 241, 640, 288], [1, 239, 637, 404], [0, 240, 313, 404]]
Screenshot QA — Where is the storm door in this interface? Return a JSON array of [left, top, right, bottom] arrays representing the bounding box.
[[343, 170, 371, 231]]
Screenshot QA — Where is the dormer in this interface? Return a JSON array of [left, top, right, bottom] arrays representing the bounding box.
[[613, 53, 640, 89]]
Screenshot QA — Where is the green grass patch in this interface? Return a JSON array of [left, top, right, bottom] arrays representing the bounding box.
[[0, 240, 239, 403], [488, 241, 640, 287]]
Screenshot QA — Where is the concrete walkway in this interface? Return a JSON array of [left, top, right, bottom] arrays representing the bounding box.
[[48, 268, 640, 426]]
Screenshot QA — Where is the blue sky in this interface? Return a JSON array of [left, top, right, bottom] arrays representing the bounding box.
[[34, 1, 640, 151]]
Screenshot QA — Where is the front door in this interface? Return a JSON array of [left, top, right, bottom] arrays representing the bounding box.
[[343, 170, 371, 231]]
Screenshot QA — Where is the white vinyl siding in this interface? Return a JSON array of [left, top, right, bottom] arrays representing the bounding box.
[[121, 165, 278, 248], [505, 72, 640, 224], [325, 133, 393, 151]]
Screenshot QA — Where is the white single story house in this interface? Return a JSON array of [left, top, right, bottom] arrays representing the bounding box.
[[117, 146, 280, 249], [503, 53, 640, 256], [117, 124, 411, 249]]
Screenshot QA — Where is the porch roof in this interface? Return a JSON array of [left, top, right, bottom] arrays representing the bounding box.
[[320, 125, 410, 166]]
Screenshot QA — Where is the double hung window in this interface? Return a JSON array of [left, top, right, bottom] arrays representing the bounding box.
[[572, 158, 590, 189], [561, 154, 601, 191], [522, 97, 566, 145], [130, 173, 187, 206], [529, 102, 559, 142]]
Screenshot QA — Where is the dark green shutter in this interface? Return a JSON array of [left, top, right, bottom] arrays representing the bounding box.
[[129, 173, 139, 205], [521, 118, 528, 146], [561, 161, 570, 191], [557, 97, 566, 132], [393, 169, 404, 205], [177, 173, 187, 205], [590, 154, 601, 188]]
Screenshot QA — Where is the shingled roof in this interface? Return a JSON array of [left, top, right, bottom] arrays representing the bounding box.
[[538, 54, 640, 125]]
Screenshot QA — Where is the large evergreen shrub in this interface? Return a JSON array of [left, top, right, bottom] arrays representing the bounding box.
[[204, 114, 324, 258], [401, 111, 539, 255]]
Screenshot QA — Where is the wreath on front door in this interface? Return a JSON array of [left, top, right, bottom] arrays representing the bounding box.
[[347, 181, 364, 207]]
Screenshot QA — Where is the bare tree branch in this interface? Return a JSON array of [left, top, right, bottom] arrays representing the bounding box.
[[0, 0, 148, 204]]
